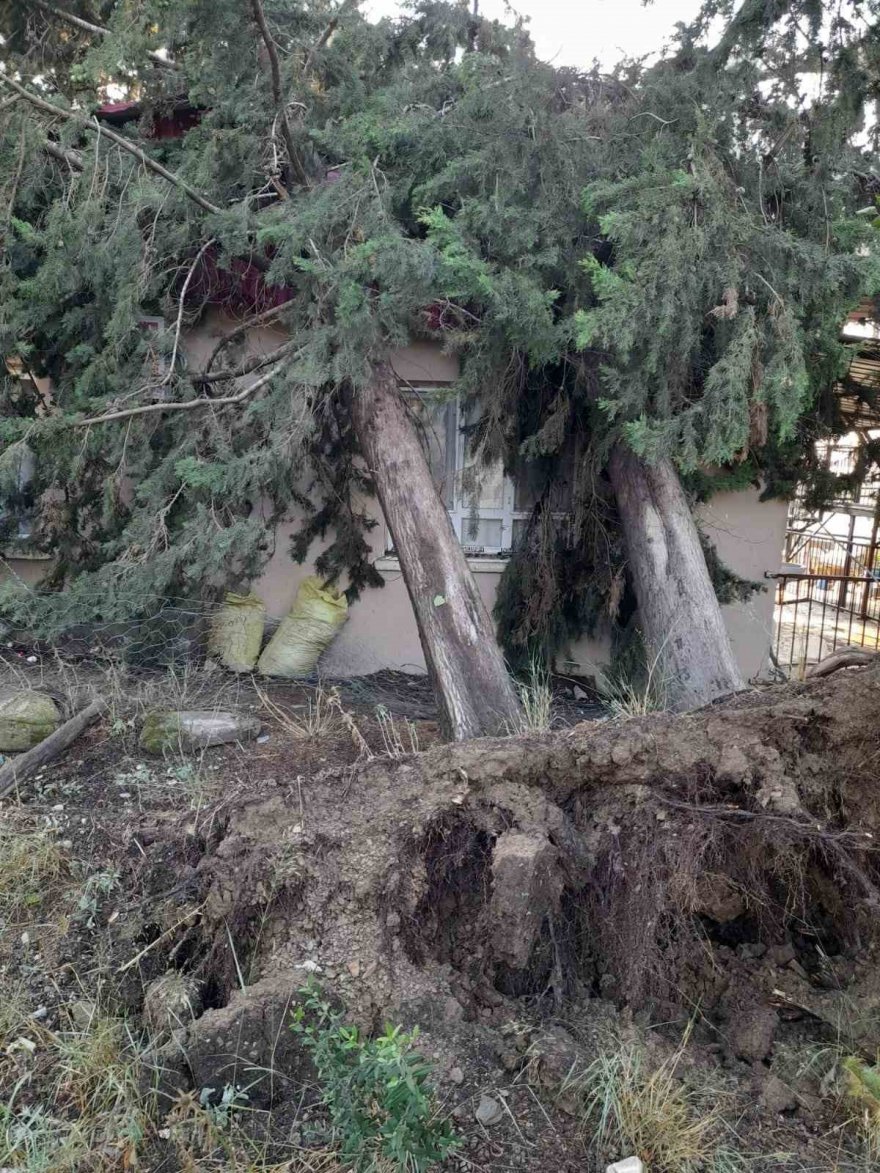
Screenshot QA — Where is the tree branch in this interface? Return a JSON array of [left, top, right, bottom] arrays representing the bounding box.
[[0, 74, 221, 216], [31, 0, 177, 70], [42, 138, 84, 171], [248, 0, 309, 188], [73, 362, 286, 428], [195, 337, 298, 384], [202, 300, 295, 373]]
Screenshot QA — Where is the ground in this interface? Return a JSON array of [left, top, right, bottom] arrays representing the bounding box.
[[1, 651, 879, 1172]]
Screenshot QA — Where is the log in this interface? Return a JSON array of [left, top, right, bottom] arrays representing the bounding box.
[[608, 443, 745, 711], [0, 696, 108, 800], [350, 360, 522, 740], [806, 646, 877, 679]]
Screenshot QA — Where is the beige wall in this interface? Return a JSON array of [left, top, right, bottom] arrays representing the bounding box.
[[1, 316, 789, 682], [254, 484, 788, 683]]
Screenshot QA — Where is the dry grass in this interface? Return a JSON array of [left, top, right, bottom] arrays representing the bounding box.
[[561, 1027, 725, 1173], [0, 822, 69, 924], [842, 1057, 880, 1161]]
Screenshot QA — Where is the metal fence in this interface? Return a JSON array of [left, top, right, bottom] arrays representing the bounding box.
[[768, 570, 880, 675]]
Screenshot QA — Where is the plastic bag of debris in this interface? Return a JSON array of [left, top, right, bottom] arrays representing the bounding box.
[[257, 577, 348, 678], [0, 689, 60, 751], [207, 593, 266, 673]]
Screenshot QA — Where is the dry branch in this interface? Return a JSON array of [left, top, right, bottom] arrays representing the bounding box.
[[0, 697, 107, 800]]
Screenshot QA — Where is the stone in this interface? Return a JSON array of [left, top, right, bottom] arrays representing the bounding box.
[[474, 1094, 503, 1127], [489, 830, 562, 971], [0, 689, 61, 752], [449, 1066, 464, 1084], [757, 1071, 797, 1115], [727, 1004, 779, 1063], [140, 709, 261, 754], [606, 1159, 645, 1173]]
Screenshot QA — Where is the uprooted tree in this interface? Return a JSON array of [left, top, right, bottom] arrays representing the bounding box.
[[1, 0, 879, 723]]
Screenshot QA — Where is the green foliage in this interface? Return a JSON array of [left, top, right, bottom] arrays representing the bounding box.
[[291, 985, 458, 1172], [1, 0, 880, 668]]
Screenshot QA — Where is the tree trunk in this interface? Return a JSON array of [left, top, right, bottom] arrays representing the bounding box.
[[608, 443, 745, 711], [350, 360, 522, 741]]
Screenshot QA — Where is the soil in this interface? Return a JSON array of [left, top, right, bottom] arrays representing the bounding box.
[[1, 656, 879, 1171]]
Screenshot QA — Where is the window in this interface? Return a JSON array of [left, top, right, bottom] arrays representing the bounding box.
[[387, 389, 570, 559]]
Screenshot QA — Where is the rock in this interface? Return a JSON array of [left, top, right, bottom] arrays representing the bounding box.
[[474, 1094, 503, 1127], [573, 685, 588, 701], [143, 972, 203, 1039], [183, 972, 311, 1107], [449, 1066, 464, 1084], [606, 1159, 645, 1173], [692, 873, 746, 924], [66, 999, 97, 1030], [727, 1004, 779, 1063], [489, 830, 563, 970], [757, 1071, 797, 1114], [0, 689, 61, 752], [524, 1025, 588, 1115], [140, 710, 261, 754]]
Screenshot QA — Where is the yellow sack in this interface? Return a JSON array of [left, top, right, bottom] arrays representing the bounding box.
[[257, 577, 348, 678], [207, 592, 266, 673]]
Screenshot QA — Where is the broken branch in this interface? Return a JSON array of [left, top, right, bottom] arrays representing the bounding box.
[[31, 0, 177, 70]]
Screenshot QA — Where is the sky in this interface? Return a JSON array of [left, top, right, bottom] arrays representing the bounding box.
[[364, 0, 706, 68]]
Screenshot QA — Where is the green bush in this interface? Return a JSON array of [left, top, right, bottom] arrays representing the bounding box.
[[291, 986, 458, 1172]]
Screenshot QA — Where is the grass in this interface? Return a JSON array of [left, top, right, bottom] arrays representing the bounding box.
[[0, 994, 153, 1171], [509, 657, 554, 734], [554, 1026, 728, 1173], [0, 823, 69, 925]]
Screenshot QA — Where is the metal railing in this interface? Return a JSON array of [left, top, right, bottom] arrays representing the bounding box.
[[768, 570, 880, 676]]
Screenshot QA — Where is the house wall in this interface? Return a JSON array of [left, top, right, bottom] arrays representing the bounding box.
[[1, 314, 789, 682]]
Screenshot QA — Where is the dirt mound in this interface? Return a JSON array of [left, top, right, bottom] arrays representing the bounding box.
[[4, 664, 880, 1169]]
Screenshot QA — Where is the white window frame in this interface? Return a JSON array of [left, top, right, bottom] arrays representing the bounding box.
[[385, 388, 531, 559]]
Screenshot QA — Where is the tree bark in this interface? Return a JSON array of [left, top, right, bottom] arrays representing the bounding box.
[[608, 443, 745, 711], [350, 361, 522, 741]]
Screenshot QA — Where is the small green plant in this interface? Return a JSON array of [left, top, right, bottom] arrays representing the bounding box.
[[291, 986, 458, 1172], [75, 866, 122, 928], [842, 1055, 880, 1158]]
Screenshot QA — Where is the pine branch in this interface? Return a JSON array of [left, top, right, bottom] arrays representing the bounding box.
[[42, 138, 84, 171], [195, 338, 298, 384], [0, 74, 221, 216], [31, 0, 177, 70], [202, 301, 295, 372], [72, 362, 285, 427], [248, 0, 309, 188]]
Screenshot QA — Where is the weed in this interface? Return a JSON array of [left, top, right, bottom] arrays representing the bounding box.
[[0, 824, 68, 924], [291, 985, 458, 1172], [510, 657, 553, 734], [842, 1056, 880, 1159], [375, 705, 420, 757], [0, 1004, 152, 1171], [567, 1029, 722, 1172], [256, 681, 344, 740], [75, 866, 122, 929]]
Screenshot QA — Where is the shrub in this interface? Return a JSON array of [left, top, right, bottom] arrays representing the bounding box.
[[291, 986, 458, 1172]]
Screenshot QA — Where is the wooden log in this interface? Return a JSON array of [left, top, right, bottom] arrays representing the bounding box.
[[0, 697, 108, 800], [806, 646, 878, 679]]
